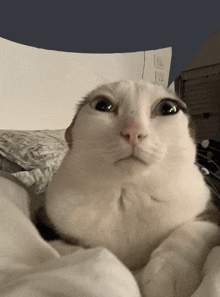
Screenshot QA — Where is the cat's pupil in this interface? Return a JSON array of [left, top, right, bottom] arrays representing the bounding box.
[[161, 103, 177, 115], [154, 100, 179, 116], [92, 97, 115, 112]]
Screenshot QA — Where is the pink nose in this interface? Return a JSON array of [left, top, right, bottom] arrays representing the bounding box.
[[120, 122, 147, 148]]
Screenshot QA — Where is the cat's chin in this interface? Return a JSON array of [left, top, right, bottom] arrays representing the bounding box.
[[114, 155, 151, 177], [115, 155, 147, 166]]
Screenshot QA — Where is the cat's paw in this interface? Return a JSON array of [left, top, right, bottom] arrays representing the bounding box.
[[138, 253, 201, 297]]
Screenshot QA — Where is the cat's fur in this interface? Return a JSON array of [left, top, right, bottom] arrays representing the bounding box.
[[45, 80, 220, 297]]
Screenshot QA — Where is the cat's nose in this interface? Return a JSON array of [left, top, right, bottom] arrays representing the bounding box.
[[120, 122, 147, 148]]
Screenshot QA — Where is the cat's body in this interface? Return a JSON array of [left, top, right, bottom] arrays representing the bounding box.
[[45, 80, 220, 296]]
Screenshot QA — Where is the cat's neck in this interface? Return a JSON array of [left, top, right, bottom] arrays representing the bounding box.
[[46, 155, 210, 270], [47, 151, 208, 208]]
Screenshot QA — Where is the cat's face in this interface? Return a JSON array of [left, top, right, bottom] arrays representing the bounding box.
[[65, 80, 195, 179]]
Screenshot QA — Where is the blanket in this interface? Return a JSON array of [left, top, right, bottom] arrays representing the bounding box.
[[0, 171, 220, 297]]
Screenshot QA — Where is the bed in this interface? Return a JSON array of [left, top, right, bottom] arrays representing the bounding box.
[[0, 129, 220, 297]]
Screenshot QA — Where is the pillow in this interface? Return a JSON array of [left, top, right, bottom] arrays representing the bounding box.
[[0, 129, 68, 194]]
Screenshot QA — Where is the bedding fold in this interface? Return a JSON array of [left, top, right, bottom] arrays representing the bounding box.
[[0, 171, 220, 297]]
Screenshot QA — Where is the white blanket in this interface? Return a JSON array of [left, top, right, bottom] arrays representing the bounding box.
[[0, 174, 220, 297]]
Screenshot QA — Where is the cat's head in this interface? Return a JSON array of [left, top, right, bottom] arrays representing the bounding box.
[[64, 80, 196, 179]]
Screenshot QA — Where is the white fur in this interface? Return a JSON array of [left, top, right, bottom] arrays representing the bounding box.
[[46, 81, 220, 296]]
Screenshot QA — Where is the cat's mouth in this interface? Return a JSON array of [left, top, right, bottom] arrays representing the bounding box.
[[115, 154, 147, 165]]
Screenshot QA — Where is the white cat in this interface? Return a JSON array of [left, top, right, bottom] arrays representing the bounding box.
[[45, 80, 220, 297]]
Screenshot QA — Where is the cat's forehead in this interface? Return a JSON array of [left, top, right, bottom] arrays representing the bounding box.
[[86, 80, 177, 104]]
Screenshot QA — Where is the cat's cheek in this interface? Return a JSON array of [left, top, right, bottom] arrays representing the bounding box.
[[152, 114, 189, 144], [72, 123, 106, 143]]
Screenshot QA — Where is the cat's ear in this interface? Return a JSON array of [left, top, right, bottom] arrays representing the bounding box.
[[65, 121, 74, 148], [177, 99, 196, 140], [65, 98, 88, 148], [176, 99, 196, 140], [188, 116, 196, 140]]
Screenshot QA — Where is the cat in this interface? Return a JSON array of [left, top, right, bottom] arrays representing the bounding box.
[[44, 80, 220, 297]]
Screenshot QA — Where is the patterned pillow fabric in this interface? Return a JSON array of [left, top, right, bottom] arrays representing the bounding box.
[[0, 130, 68, 194]]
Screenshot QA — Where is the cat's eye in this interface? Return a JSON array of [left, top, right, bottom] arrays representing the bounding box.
[[91, 97, 116, 112], [153, 99, 180, 116]]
